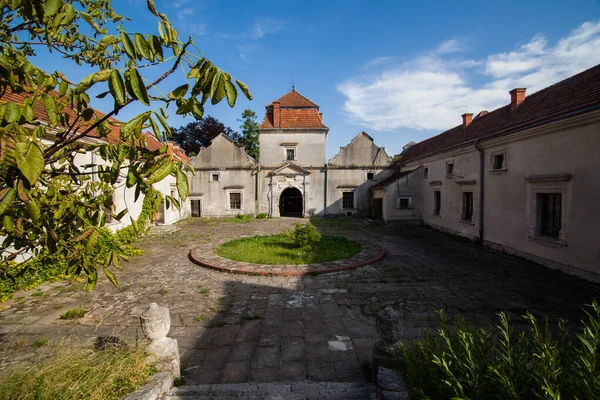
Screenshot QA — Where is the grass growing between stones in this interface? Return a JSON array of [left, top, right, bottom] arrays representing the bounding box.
[[0, 341, 155, 400], [216, 234, 362, 265]]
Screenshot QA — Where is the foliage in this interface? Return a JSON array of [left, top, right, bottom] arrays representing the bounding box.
[[170, 116, 242, 156], [286, 223, 322, 249], [0, 340, 154, 400], [31, 338, 49, 349], [216, 233, 362, 265], [396, 302, 600, 400], [256, 213, 268, 219], [0, 0, 251, 291], [237, 109, 259, 159], [60, 306, 86, 319]]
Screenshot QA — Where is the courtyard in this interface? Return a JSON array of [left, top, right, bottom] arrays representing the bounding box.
[[1, 217, 599, 385]]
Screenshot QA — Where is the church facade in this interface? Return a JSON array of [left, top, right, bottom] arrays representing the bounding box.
[[187, 89, 394, 218]]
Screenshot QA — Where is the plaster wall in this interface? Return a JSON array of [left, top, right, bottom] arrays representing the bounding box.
[[381, 169, 423, 221], [189, 169, 256, 217], [259, 131, 326, 168]]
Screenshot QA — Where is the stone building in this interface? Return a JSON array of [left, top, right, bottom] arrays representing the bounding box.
[[393, 64, 600, 281], [187, 89, 394, 218]]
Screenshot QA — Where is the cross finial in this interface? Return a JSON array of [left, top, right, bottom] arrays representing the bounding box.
[[292, 73, 295, 91]]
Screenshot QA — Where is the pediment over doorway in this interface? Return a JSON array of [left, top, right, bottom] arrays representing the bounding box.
[[269, 162, 311, 176]]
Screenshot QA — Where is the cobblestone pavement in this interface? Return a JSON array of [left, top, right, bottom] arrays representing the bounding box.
[[1, 217, 599, 385]]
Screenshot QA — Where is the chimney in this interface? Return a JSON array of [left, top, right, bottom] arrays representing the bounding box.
[[319, 112, 323, 121], [509, 88, 526, 109], [273, 101, 281, 128], [462, 113, 473, 128]]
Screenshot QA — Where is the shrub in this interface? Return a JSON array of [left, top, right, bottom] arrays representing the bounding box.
[[286, 223, 322, 249], [60, 306, 86, 320], [395, 301, 600, 400], [236, 213, 251, 221], [256, 213, 268, 219]]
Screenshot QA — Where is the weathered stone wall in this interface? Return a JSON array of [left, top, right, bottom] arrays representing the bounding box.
[[259, 130, 327, 168], [381, 169, 423, 222]]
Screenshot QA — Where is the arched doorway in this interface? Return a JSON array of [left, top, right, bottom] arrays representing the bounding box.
[[279, 187, 303, 217]]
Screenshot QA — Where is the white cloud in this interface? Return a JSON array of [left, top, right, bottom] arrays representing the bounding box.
[[176, 7, 194, 21], [338, 21, 600, 131], [248, 18, 288, 39], [437, 39, 467, 54], [189, 24, 206, 36], [363, 56, 395, 71]]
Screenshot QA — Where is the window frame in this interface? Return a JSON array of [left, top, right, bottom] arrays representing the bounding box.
[[433, 190, 441, 217], [341, 191, 356, 210], [423, 167, 429, 179], [445, 161, 455, 177], [227, 191, 243, 211], [284, 146, 297, 161], [537, 193, 562, 239], [490, 150, 507, 172], [210, 171, 220, 182], [367, 172, 375, 180], [525, 174, 570, 245], [461, 191, 474, 223], [397, 196, 413, 210]]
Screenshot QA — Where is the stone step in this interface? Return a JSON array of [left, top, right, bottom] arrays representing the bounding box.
[[164, 381, 377, 400]]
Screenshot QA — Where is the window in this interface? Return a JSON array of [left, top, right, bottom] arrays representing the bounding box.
[[492, 153, 505, 170], [461, 192, 473, 222], [446, 162, 454, 175], [537, 193, 561, 238], [191, 199, 201, 217], [423, 167, 428, 178], [286, 148, 295, 160], [397, 196, 412, 209], [170, 184, 177, 199], [342, 192, 354, 209], [367, 172, 374, 180], [229, 192, 242, 210], [433, 190, 441, 216], [211, 172, 219, 182]]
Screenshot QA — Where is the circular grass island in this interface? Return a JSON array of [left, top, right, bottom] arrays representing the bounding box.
[[215, 233, 363, 265]]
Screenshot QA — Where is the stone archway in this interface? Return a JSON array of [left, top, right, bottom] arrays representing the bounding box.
[[279, 187, 303, 217]]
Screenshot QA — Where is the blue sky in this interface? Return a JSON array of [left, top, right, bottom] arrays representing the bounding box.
[[32, 0, 600, 159]]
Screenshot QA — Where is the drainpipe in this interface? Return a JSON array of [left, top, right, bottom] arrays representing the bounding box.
[[269, 175, 273, 218], [324, 167, 328, 217], [303, 175, 306, 217], [475, 139, 484, 244]]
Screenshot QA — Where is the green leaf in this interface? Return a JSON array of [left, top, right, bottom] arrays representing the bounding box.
[[149, 117, 162, 141], [146, 157, 173, 185], [43, 0, 61, 17], [149, 35, 163, 62], [16, 142, 45, 185], [236, 80, 253, 100], [79, 12, 102, 34], [209, 71, 220, 98], [3, 215, 13, 232], [211, 76, 227, 105], [168, 84, 189, 100], [176, 166, 189, 201], [121, 111, 150, 135], [224, 78, 237, 107], [0, 188, 16, 217], [25, 199, 41, 222], [4, 102, 20, 123], [134, 34, 151, 61], [146, 0, 160, 16], [154, 111, 172, 138], [105, 269, 119, 287], [125, 68, 150, 106], [58, 80, 69, 96], [86, 268, 98, 291], [120, 31, 137, 60], [42, 95, 57, 125], [86, 229, 99, 254], [108, 69, 126, 106]]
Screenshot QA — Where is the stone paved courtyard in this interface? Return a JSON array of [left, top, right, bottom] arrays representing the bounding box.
[[1, 217, 600, 385]]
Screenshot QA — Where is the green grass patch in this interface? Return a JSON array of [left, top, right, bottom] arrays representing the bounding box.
[[0, 341, 154, 400], [31, 339, 49, 349], [216, 234, 362, 265], [60, 306, 85, 320]]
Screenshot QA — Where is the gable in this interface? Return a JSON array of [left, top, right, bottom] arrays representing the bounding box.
[[328, 132, 391, 167], [269, 162, 310, 176], [189, 133, 256, 169]]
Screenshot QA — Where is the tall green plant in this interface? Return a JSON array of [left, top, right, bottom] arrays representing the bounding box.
[[396, 301, 600, 400]]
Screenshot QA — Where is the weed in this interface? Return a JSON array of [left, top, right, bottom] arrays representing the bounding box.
[[256, 213, 269, 219], [208, 307, 217, 313], [32, 339, 49, 349], [198, 287, 210, 295], [158, 288, 168, 296], [31, 290, 43, 297], [14, 296, 25, 304], [60, 306, 86, 320], [193, 315, 207, 322], [13, 337, 28, 348]]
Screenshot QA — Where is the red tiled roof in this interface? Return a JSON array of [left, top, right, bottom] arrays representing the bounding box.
[[268, 89, 319, 108], [1, 88, 189, 162], [400, 64, 600, 165], [259, 89, 328, 130], [260, 107, 328, 129]]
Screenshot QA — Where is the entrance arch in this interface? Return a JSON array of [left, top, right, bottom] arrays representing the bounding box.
[[279, 187, 303, 217]]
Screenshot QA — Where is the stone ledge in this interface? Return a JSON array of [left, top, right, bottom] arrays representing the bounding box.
[[122, 371, 173, 400], [189, 236, 386, 276]]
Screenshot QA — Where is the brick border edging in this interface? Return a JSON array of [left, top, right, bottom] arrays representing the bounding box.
[[188, 241, 386, 277]]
